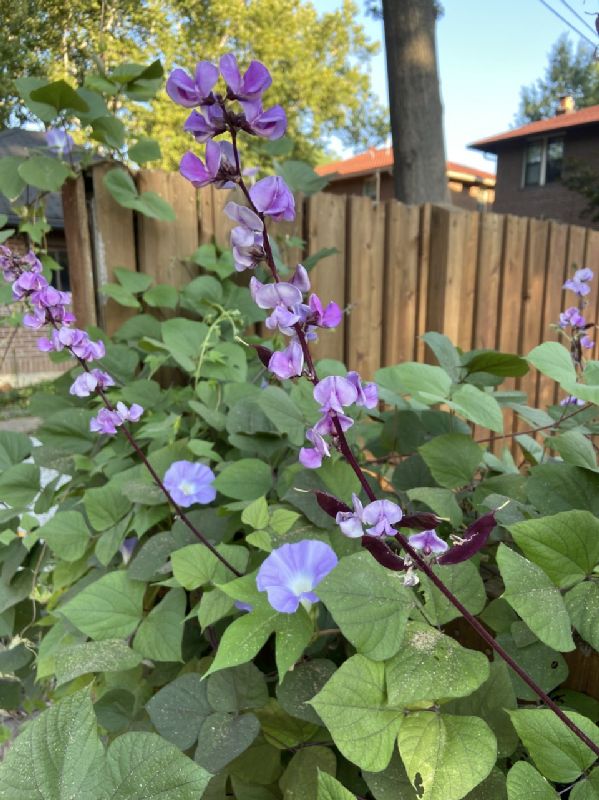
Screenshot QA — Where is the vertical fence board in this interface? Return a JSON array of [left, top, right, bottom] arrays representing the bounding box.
[[212, 188, 235, 249], [198, 185, 215, 245], [90, 164, 137, 334], [383, 201, 420, 365], [136, 171, 199, 288], [537, 222, 569, 411], [472, 213, 505, 351], [456, 211, 480, 352], [276, 193, 304, 269], [425, 206, 452, 353], [415, 204, 432, 362], [346, 196, 385, 377], [587, 230, 599, 362], [62, 176, 97, 329], [519, 219, 549, 413], [306, 193, 347, 363]]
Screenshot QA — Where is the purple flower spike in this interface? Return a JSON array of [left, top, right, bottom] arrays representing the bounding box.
[[346, 371, 378, 409], [69, 370, 114, 398], [256, 540, 338, 613], [313, 376, 358, 414], [252, 280, 302, 310], [250, 176, 295, 222], [220, 54, 272, 101], [576, 268, 593, 282], [163, 460, 216, 507], [336, 493, 365, 538], [559, 306, 585, 328], [268, 341, 304, 380], [408, 529, 448, 556], [45, 128, 74, 155], [362, 499, 403, 538]]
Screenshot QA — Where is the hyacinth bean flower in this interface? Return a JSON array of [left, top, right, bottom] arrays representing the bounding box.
[[116, 402, 144, 423], [90, 408, 123, 435], [183, 106, 227, 142], [560, 395, 585, 407], [314, 375, 358, 414], [559, 306, 586, 328], [268, 340, 304, 380], [581, 334, 595, 349], [45, 128, 74, 155], [564, 268, 594, 296], [12, 271, 48, 299], [335, 496, 403, 538], [69, 369, 114, 397], [166, 61, 219, 107], [256, 540, 338, 613], [219, 54, 272, 101], [291, 264, 310, 292], [408, 529, 448, 556], [249, 176, 295, 222], [163, 460, 216, 507], [307, 294, 342, 329], [243, 100, 287, 140], [179, 140, 237, 188], [298, 428, 331, 469]]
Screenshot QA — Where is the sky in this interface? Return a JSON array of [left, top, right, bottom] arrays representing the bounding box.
[[317, 0, 598, 172]]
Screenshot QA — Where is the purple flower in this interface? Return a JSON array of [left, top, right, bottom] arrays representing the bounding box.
[[268, 340, 304, 380], [163, 460, 216, 507], [45, 128, 74, 155], [559, 306, 585, 328], [564, 268, 594, 296], [219, 54, 272, 101], [234, 600, 253, 613], [299, 427, 331, 469], [183, 105, 227, 142], [307, 294, 342, 329], [361, 499, 403, 538], [116, 402, 143, 423], [166, 62, 219, 107], [90, 408, 123, 435], [12, 272, 48, 299], [335, 494, 365, 538], [256, 540, 338, 613], [180, 140, 238, 189], [581, 334, 594, 349], [313, 376, 358, 414], [346, 371, 378, 409], [45, 327, 105, 361], [69, 369, 114, 398], [408, 529, 448, 556], [291, 264, 310, 293], [314, 410, 354, 435], [120, 536, 138, 565], [560, 395, 585, 407], [249, 176, 295, 222], [251, 279, 303, 310], [243, 101, 287, 140], [225, 202, 266, 271]]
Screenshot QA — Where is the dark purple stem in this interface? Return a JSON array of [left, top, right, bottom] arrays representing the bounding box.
[[228, 135, 599, 756]]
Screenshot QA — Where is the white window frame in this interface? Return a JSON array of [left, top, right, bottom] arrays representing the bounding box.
[[521, 135, 564, 188]]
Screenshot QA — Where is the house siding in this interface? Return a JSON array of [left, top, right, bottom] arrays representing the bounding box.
[[492, 127, 599, 228]]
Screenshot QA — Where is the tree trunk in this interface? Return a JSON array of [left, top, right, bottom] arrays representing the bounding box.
[[382, 0, 450, 205]]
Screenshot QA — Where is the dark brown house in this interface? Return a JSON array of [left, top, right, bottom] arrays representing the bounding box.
[[469, 100, 599, 228], [315, 146, 496, 211]]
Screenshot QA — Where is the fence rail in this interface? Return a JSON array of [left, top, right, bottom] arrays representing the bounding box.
[[62, 166, 599, 413]]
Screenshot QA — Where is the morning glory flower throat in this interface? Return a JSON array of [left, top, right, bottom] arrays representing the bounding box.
[[163, 461, 216, 507], [256, 540, 338, 613]]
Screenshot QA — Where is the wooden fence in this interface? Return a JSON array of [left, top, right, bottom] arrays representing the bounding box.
[[64, 165, 599, 415]]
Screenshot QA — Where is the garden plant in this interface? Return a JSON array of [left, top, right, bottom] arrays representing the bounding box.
[[0, 54, 599, 800]]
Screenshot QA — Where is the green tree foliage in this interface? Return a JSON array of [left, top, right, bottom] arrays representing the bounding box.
[[0, 0, 389, 164], [516, 34, 599, 124]]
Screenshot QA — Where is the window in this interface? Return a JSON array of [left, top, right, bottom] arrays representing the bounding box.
[[523, 137, 564, 187]]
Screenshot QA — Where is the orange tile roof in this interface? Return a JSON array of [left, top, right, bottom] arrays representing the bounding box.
[[470, 104, 599, 152], [316, 147, 495, 183]]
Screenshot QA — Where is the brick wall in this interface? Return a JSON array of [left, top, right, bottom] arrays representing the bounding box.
[[492, 128, 599, 228], [0, 235, 70, 389]]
